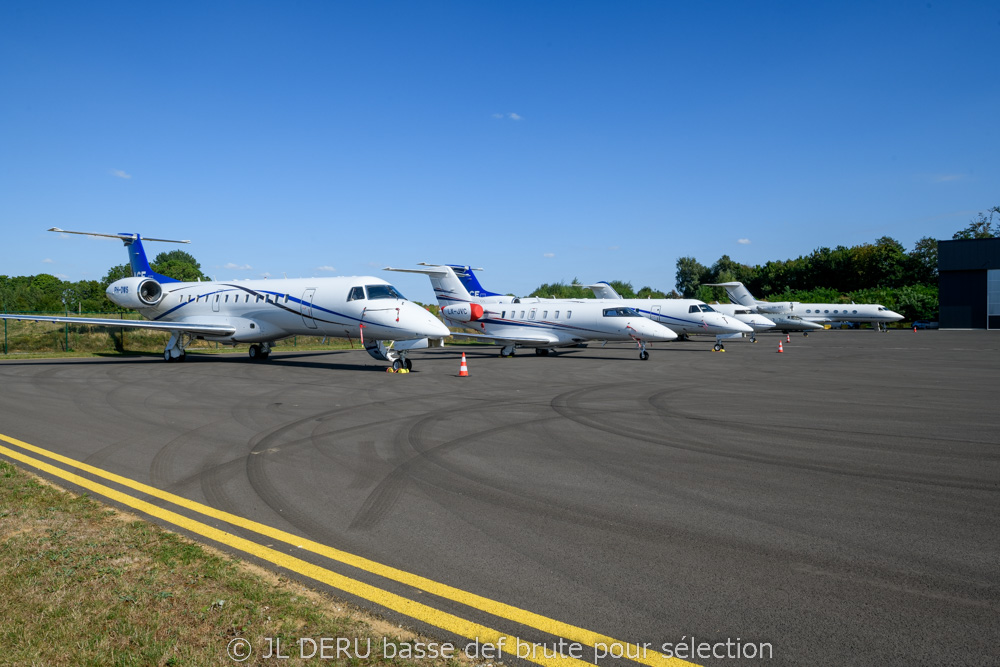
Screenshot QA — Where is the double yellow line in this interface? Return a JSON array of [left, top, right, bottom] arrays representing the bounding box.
[[0, 433, 697, 667]]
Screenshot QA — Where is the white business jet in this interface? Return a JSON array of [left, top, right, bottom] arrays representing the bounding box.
[[705, 281, 904, 333], [384, 264, 678, 359], [0, 229, 449, 370], [585, 281, 772, 345]]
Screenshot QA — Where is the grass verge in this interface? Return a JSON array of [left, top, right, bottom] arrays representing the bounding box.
[[0, 460, 467, 666]]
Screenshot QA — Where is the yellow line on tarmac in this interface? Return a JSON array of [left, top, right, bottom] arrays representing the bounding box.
[[0, 433, 698, 667]]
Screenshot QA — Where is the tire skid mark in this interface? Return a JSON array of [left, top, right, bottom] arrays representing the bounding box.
[[551, 385, 998, 492]]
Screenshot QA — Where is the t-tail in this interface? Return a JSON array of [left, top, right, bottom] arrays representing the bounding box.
[[383, 263, 479, 307], [447, 265, 505, 299], [703, 281, 757, 307], [48, 228, 189, 283]]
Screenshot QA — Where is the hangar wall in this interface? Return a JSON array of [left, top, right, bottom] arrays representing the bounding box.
[[938, 238, 1000, 329]]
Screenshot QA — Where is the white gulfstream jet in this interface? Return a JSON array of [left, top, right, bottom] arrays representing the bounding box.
[[705, 281, 904, 334], [584, 281, 770, 345], [384, 264, 678, 359], [0, 229, 449, 370]]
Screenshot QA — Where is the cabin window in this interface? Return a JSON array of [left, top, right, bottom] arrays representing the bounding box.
[[554, 310, 560, 319], [529, 309, 536, 320], [256, 295, 262, 302], [542, 310, 548, 319], [284, 295, 289, 303], [520, 310, 525, 318], [501, 311, 506, 319], [188, 296, 194, 303], [215, 295, 219, 303], [824, 309, 829, 313], [225, 295, 229, 303], [566, 310, 572, 319], [347, 286, 366, 301], [245, 295, 250, 303]]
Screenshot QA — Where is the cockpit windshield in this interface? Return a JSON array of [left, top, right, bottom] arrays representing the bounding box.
[[603, 307, 640, 317], [365, 284, 406, 300], [698, 304, 716, 312]]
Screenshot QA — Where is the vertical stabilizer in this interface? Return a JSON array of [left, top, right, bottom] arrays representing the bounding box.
[[384, 264, 477, 306], [120, 233, 180, 283], [704, 282, 757, 306], [447, 265, 505, 298], [586, 281, 623, 299]]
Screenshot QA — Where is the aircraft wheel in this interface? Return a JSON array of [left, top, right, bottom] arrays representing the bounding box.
[[248, 344, 260, 360], [404, 358, 413, 371], [392, 359, 402, 372], [713, 343, 722, 351], [803, 332, 809, 337], [639, 350, 649, 360]]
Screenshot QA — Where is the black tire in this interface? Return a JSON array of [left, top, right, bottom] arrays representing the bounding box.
[[392, 359, 402, 372], [713, 344, 721, 351], [639, 350, 649, 360], [248, 345, 260, 360], [404, 358, 413, 371]]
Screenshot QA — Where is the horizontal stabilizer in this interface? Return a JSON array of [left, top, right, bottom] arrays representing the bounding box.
[[48, 228, 190, 244]]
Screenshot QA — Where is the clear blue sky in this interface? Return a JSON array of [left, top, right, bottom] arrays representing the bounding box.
[[2, 1, 998, 301]]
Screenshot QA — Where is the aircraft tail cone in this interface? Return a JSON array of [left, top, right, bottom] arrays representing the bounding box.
[[459, 352, 469, 377], [778, 341, 784, 353]]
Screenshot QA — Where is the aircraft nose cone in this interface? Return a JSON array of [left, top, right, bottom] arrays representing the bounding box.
[[888, 311, 904, 322], [633, 319, 677, 341], [723, 316, 754, 333], [401, 302, 451, 338]]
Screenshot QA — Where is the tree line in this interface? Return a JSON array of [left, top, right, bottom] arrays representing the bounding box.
[[529, 207, 999, 322], [1, 251, 207, 313], [4, 207, 997, 320]]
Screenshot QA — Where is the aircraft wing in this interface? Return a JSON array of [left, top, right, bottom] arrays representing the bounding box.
[[0, 314, 236, 337], [447, 331, 561, 345]]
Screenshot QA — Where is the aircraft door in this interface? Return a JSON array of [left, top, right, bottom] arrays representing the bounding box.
[[300, 288, 318, 329], [652, 305, 661, 321], [212, 294, 221, 312]]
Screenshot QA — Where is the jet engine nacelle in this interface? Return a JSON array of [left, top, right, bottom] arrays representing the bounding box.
[[106, 277, 164, 309], [442, 303, 484, 323], [755, 302, 792, 314]]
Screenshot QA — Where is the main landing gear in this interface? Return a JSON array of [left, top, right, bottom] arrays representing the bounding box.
[[500, 345, 516, 358], [163, 331, 191, 362], [534, 348, 552, 356], [248, 342, 272, 361]]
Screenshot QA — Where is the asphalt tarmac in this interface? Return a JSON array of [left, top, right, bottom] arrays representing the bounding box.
[[1, 330, 997, 666]]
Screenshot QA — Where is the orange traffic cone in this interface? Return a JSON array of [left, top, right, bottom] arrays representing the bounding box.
[[913, 326, 917, 333], [786, 334, 790, 342], [778, 341, 784, 353], [459, 352, 469, 377]]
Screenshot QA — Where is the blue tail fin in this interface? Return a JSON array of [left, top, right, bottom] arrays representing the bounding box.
[[447, 265, 504, 298], [119, 233, 180, 283]]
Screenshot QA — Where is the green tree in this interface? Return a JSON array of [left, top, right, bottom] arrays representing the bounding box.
[[907, 237, 938, 284], [151, 250, 208, 282], [675, 256, 709, 298], [953, 206, 999, 239]]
